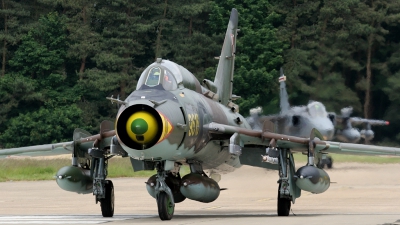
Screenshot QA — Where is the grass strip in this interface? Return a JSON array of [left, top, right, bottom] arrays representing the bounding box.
[[0, 153, 399, 182]]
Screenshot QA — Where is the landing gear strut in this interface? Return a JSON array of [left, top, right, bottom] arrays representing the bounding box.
[[154, 162, 176, 220], [276, 147, 297, 216], [89, 147, 115, 217]]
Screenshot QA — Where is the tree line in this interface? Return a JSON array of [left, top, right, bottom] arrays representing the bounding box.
[[0, 0, 399, 148]]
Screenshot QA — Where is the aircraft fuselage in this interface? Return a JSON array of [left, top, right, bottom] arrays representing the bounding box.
[[115, 61, 248, 172]]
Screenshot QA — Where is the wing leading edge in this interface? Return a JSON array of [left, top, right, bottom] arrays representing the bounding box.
[[0, 141, 73, 158], [206, 122, 400, 156], [0, 121, 116, 158]]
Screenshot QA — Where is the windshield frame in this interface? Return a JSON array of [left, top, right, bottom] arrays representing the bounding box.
[[307, 102, 328, 118]]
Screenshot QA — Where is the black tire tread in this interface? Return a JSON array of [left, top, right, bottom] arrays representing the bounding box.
[[100, 181, 114, 217], [157, 192, 174, 220], [277, 184, 291, 216]]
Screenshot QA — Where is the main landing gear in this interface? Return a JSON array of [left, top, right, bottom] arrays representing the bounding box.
[[317, 155, 333, 169], [274, 147, 299, 216], [277, 183, 291, 216], [88, 147, 115, 217], [100, 180, 114, 217]]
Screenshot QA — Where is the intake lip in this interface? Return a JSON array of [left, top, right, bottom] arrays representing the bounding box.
[[116, 104, 163, 150]]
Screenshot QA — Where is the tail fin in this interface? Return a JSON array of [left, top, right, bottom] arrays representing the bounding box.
[[213, 8, 238, 106], [279, 67, 290, 113]]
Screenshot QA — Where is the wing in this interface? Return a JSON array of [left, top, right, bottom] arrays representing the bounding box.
[[0, 121, 116, 158], [0, 141, 73, 158], [246, 109, 281, 132], [349, 117, 389, 126], [206, 122, 400, 166]]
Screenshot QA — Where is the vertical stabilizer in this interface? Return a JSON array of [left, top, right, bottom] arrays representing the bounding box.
[[213, 8, 238, 106], [279, 68, 290, 113]]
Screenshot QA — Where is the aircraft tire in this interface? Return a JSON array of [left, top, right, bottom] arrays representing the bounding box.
[[157, 191, 174, 220], [326, 156, 333, 169], [100, 180, 114, 217], [277, 184, 291, 216], [317, 160, 325, 169]]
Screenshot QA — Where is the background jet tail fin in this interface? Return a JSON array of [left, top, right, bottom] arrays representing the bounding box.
[[279, 67, 290, 113], [213, 8, 238, 106]]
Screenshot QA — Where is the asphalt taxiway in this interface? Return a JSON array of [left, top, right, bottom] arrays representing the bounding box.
[[0, 163, 399, 225]]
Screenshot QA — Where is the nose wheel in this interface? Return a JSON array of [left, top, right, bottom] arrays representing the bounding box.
[[157, 191, 175, 220]]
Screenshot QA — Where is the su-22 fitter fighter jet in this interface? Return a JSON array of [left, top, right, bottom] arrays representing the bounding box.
[[247, 68, 390, 168], [1, 8, 400, 221], [247, 69, 336, 142]]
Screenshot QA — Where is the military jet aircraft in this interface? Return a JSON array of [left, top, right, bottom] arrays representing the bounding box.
[[247, 68, 389, 168], [1, 8, 400, 221], [247, 69, 337, 141]]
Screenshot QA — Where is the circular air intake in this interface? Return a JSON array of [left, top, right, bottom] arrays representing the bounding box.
[[116, 104, 163, 150]]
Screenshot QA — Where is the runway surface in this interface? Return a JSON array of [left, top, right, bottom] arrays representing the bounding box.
[[0, 162, 399, 225]]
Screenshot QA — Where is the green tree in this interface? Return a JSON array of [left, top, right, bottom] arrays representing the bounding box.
[[163, 0, 215, 80], [0, 0, 30, 76], [0, 106, 83, 147], [269, 0, 360, 113], [0, 12, 83, 147], [351, 0, 400, 118], [84, 0, 154, 99]]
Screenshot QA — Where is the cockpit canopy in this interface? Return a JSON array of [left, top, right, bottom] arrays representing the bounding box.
[[137, 65, 178, 91], [307, 101, 327, 118], [136, 59, 201, 93]]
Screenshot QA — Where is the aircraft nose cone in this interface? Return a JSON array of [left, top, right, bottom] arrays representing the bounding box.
[[312, 118, 335, 140], [322, 129, 334, 140], [131, 118, 148, 134], [320, 129, 334, 140], [126, 111, 158, 144]]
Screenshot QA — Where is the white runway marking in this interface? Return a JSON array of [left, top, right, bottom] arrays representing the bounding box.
[[0, 215, 152, 224]]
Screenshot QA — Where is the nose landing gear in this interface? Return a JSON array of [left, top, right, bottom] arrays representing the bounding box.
[[157, 191, 174, 220], [154, 162, 177, 221]]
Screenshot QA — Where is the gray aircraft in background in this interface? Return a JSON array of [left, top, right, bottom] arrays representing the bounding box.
[[247, 68, 389, 168]]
